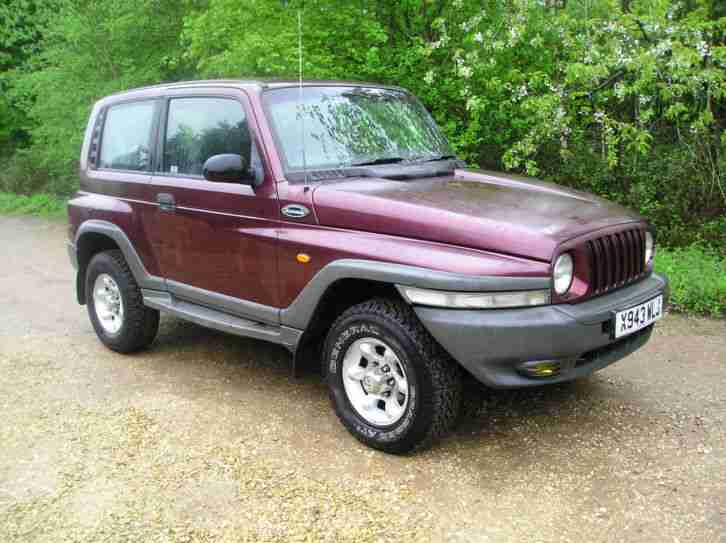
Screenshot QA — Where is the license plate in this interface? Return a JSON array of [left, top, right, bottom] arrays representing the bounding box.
[[614, 295, 663, 338]]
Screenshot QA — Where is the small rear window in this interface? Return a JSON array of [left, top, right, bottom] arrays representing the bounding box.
[[99, 101, 155, 172]]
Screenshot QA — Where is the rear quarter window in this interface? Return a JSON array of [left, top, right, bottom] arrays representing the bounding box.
[[99, 101, 155, 172]]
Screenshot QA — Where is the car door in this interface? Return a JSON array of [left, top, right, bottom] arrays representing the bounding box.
[[143, 88, 280, 324]]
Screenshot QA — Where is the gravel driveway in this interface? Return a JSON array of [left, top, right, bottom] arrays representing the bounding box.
[[1, 215, 724, 542]]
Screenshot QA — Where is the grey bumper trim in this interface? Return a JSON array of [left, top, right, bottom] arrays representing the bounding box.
[[75, 220, 165, 291], [414, 273, 669, 389], [143, 290, 300, 351], [67, 241, 78, 269], [281, 258, 549, 329], [167, 279, 279, 325]]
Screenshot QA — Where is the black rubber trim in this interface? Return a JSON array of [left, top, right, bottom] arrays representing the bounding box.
[[281, 259, 550, 330], [75, 220, 165, 291]]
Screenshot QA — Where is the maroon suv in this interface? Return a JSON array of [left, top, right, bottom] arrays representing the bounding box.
[[68, 80, 668, 453]]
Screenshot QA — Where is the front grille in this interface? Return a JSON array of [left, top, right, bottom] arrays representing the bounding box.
[[586, 228, 647, 295]]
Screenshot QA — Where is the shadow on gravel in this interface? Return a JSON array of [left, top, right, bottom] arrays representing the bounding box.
[[456, 378, 600, 429], [145, 315, 627, 455]]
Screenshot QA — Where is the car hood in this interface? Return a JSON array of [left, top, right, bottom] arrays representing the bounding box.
[[311, 169, 644, 262]]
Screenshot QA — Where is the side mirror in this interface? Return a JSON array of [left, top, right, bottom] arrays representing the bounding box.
[[202, 154, 255, 185]]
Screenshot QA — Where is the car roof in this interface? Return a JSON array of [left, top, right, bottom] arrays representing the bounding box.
[[103, 79, 406, 100]]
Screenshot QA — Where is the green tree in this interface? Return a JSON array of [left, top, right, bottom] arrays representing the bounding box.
[[0, 0, 63, 150], [9, 0, 194, 193]]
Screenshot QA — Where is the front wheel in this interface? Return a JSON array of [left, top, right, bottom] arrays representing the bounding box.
[[85, 250, 159, 353], [324, 298, 462, 454]]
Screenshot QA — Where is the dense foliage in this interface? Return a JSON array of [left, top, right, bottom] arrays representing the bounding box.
[[1, 0, 724, 249]]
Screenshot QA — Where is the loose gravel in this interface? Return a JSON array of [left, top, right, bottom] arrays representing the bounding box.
[[0, 216, 724, 542]]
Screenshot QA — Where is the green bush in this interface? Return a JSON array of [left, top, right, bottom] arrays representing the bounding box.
[[0, 192, 65, 216], [0, 150, 52, 195], [655, 245, 726, 317]]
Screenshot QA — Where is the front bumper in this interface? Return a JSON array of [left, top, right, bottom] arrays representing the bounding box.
[[415, 273, 669, 388], [67, 241, 78, 269]]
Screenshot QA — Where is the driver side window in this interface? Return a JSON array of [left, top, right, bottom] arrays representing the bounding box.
[[163, 97, 257, 178]]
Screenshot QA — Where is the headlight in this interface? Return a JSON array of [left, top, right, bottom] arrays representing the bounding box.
[[553, 253, 574, 295], [397, 286, 550, 309], [644, 231, 654, 265]]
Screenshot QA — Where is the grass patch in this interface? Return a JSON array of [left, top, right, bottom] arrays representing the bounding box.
[[655, 245, 725, 318], [0, 192, 66, 216]]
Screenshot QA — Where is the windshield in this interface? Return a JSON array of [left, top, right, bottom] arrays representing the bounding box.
[[263, 86, 452, 172]]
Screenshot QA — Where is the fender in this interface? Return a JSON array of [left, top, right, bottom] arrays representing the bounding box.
[[74, 220, 165, 292], [280, 259, 550, 330]]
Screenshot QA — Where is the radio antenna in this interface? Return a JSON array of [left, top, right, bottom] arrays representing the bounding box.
[[297, 6, 309, 188]]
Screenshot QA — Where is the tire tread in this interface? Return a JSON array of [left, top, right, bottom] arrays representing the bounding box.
[[87, 250, 159, 353], [325, 297, 462, 453]]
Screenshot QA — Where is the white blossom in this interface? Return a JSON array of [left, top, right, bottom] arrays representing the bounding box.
[[466, 96, 482, 111], [696, 40, 710, 58]]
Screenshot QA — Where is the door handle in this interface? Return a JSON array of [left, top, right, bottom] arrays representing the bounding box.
[[156, 193, 175, 212]]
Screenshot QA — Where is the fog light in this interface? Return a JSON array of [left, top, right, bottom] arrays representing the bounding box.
[[518, 360, 562, 378]]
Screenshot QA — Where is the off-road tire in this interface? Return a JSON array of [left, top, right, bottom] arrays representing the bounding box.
[[324, 298, 462, 454], [85, 250, 159, 353]]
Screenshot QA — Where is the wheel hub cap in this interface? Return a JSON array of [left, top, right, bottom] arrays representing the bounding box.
[[341, 337, 409, 426], [93, 273, 124, 334]]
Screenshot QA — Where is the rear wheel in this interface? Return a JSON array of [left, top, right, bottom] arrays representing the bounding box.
[[324, 298, 462, 454], [85, 250, 159, 353]]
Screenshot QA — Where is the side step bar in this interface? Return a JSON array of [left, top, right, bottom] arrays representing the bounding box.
[[142, 290, 301, 352]]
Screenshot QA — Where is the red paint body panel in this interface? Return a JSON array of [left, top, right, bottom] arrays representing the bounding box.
[[311, 170, 644, 263], [275, 222, 550, 307]]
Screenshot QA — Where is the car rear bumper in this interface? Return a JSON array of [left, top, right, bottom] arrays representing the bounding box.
[[414, 273, 669, 389]]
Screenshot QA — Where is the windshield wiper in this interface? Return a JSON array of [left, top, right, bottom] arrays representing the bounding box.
[[351, 157, 407, 167], [419, 154, 457, 162]]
